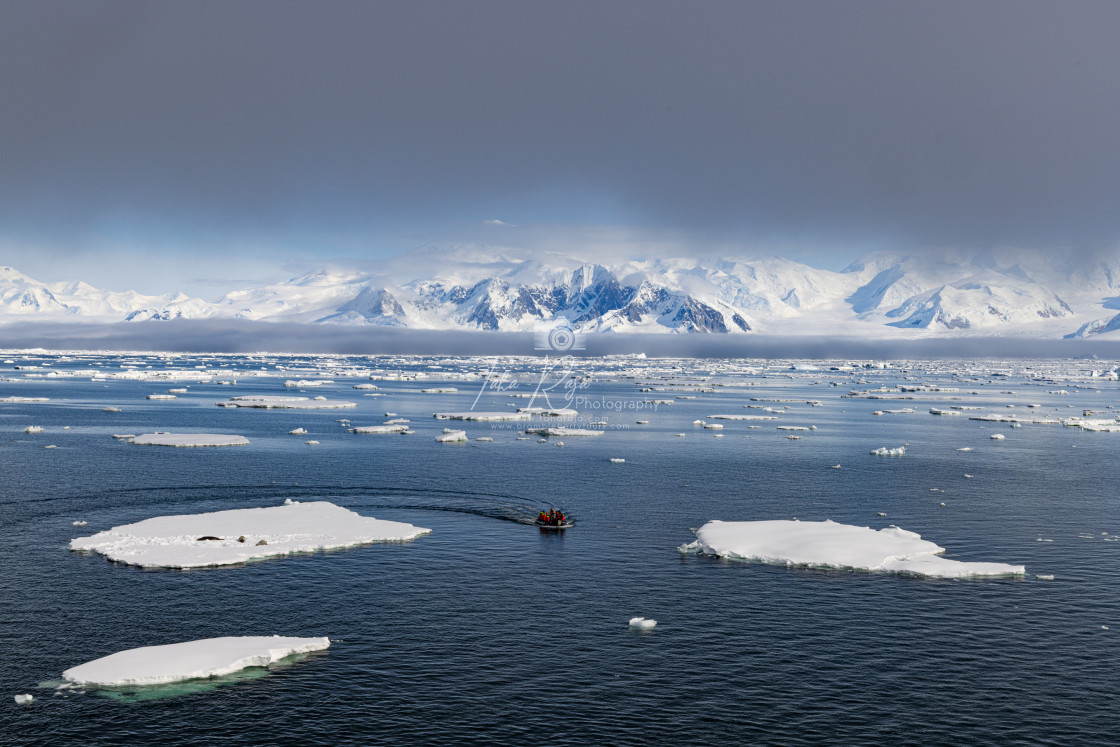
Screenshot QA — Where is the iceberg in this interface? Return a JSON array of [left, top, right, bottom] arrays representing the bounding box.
[[870, 445, 906, 456], [69, 501, 431, 569], [684, 520, 1024, 578], [129, 433, 250, 447], [62, 636, 330, 687]]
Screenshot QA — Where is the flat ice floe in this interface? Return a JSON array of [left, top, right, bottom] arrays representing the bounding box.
[[350, 424, 409, 434], [129, 433, 250, 447], [434, 411, 531, 421], [69, 501, 431, 569], [62, 636, 330, 686], [682, 520, 1024, 578], [221, 396, 357, 409], [524, 427, 604, 437], [435, 430, 468, 442]]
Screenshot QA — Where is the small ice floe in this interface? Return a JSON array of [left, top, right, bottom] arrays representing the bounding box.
[[870, 446, 906, 456], [284, 379, 332, 388], [686, 519, 1025, 578], [518, 407, 579, 417], [147, 394, 177, 400], [353, 383, 379, 390], [45, 444, 58, 449], [69, 501, 430, 568], [609, 458, 626, 463], [990, 433, 1006, 440], [72, 520, 87, 526], [103, 407, 122, 412], [877, 512, 886, 517], [385, 412, 397, 417], [421, 387, 458, 393], [956, 447, 973, 452], [1, 396, 49, 403], [168, 388, 188, 394], [112, 434, 135, 440], [283, 498, 298, 505], [288, 428, 308, 435], [435, 411, 531, 421], [929, 408, 960, 416], [130, 434, 250, 448], [61, 636, 331, 687], [1103, 626, 1110, 631], [703, 423, 724, 430], [305, 440, 319, 445], [831, 464, 841, 469], [1036, 574, 1054, 580], [555, 441, 565, 447], [628, 617, 657, 630], [14, 694, 32, 705], [675, 433, 686, 437], [787, 435, 801, 440], [350, 425, 408, 435], [964, 474, 973, 478], [475, 437, 494, 442], [693, 419, 706, 426], [636, 420, 649, 424], [435, 430, 468, 442], [24, 425, 44, 434], [222, 396, 356, 410], [524, 427, 603, 437]]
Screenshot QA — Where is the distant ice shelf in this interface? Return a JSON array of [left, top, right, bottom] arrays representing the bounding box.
[[62, 636, 331, 686]]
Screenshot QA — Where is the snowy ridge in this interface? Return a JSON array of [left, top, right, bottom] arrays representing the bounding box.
[[4, 245, 1120, 338]]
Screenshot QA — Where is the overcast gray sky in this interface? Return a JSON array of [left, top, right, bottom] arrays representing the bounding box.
[[2, 0, 1119, 292]]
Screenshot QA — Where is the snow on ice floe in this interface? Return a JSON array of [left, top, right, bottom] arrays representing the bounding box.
[[221, 396, 357, 409], [69, 501, 431, 569], [434, 411, 531, 421], [129, 433, 250, 447], [681, 520, 1024, 578], [350, 424, 409, 434], [524, 427, 604, 437], [870, 446, 906, 456], [61, 636, 331, 687]]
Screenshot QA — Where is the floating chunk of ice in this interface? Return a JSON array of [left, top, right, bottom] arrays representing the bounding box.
[[103, 407, 122, 412], [61, 636, 331, 686], [517, 407, 578, 417], [990, 433, 1006, 440], [1036, 574, 1054, 580], [288, 428, 308, 435], [475, 437, 494, 442], [628, 617, 657, 630], [69, 501, 430, 569], [435, 411, 530, 421], [610, 458, 626, 463], [870, 446, 906, 456], [1, 396, 49, 403], [147, 394, 177, 400], [14, 694, 32, 705], [24, 425, 44, 434], [421, 387, 458, 393], [956, 447, 973, 452], [688, 519, 1024, 578], [222, 396, 356, 410], [524, 427, 604, 437], [435, 430, 468, 442], [350, 425, 409, 434], [72, 520, 87, 526], [305, 440, 319, 445], [129, 433, 250, 447]]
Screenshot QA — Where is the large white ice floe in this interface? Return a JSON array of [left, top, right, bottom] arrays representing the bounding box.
[[129, 433, 250, 447], [69, 501, 431, 569], [681, 520, 1024, 578], [220, 396, 357, 409], [61, 636, 331, 686]]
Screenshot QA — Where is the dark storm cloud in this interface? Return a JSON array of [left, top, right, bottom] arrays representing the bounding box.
[[2, 0, 1119, 250], [2, 321, 1118, 359]]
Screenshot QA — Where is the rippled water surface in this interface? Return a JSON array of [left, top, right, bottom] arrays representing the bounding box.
[[2, 355, 1118, 745]]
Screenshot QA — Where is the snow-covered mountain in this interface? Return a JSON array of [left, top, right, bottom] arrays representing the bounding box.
[[4, 246, 1120, 339]]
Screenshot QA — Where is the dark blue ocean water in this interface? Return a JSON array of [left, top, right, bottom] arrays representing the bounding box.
[[1, 355, 1118, 745]]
